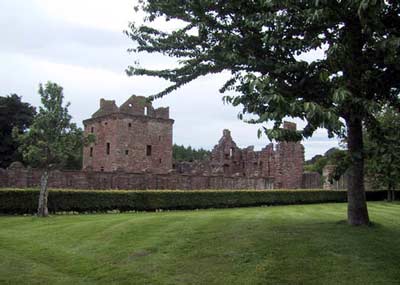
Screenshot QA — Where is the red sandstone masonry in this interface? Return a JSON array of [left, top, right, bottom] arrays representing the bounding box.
[[0, 168, 274, 190], [2, 93, 317, 190], [83, 96, 173, 173], [0, 167, 322, 189], [175, 123, 305, 189]]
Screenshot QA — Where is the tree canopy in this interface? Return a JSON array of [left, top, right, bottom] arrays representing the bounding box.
[[0, 94, 35, 168], [15, 82, 84, 170], [127, 0, 400, 225], [14, 82, 89, 217], [305, 147, 347, 175], [365, 107, 400, 200], [173, 144, 211, 162]]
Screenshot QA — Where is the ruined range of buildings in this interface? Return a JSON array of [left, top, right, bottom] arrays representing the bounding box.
[[174, 124, 304, 189], [81, 96, 306, 189], [0, 94, 325, 190]]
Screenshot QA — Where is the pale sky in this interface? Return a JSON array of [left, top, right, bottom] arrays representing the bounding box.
[[0, 0, 341, 159]]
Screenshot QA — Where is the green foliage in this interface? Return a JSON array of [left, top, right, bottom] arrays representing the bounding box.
[[13, 82, 88, 170], [365, 107, 400, 190], [304, 156, 329, 174], [0, 94, 36, 168], [127, 1, 400, 223], [305, 148, 348, 177], [173, 144, 211, 162], [0, 188, 388, 214], [126, 0, 400, 141]]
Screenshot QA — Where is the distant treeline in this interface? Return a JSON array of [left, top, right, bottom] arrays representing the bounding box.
[[173, 144, 211, 162]]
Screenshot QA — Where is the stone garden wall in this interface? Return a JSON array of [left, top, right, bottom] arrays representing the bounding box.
[[0, 167, 276, 190]]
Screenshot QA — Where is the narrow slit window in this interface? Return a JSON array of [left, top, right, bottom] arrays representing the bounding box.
[[125, 150, 129, 155], [106, 143, 110, 155], [90, 127, 94, 133], [159, 158, 162, 164], [90, 147, 93, 157], [128, 123, 132, 128], [100, 166, 104, 172], [144, 107, 148, 116], [146, 145, 152, 156]]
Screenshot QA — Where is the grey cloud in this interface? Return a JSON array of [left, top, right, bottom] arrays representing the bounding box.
[[0, 1, 340, 160], [0, 1, 137, 73]]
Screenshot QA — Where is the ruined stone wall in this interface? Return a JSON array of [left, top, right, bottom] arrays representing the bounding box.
[[82, 96, 173, 174], [274, 141, 305, 189], [301, 172, 323, 189], [209, 129, 243, 175], [323, 165, 349, 190], [0, 168, 274, 190], [178, 122, 305, 189]]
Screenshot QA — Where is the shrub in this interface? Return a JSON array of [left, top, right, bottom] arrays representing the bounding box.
[[0, 188, 391, 215]]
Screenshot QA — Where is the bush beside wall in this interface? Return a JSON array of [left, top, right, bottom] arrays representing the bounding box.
[[0, 189, 391, 215]]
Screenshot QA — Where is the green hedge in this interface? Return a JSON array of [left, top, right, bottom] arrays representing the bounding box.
[[0, 189, 391, 215]]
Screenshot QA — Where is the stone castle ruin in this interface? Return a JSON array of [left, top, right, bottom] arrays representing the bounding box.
[[174, 122, 304, 189], [82, 96, 173, 173], [0, 95, 323, 190]]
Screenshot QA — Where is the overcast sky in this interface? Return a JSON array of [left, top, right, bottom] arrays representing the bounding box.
[[0, 0, 341, 159]]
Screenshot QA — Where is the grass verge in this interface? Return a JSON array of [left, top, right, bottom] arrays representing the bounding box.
[[0, 202, 399, 284]]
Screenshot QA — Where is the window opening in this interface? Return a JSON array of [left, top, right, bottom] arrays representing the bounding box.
[[128, 123, 132, 128], [146, 145, 152, 156], [90, 147, 93, 157], [106, 143, 110, 155], [91, 127, 94, 133], [125, 150, 129, 155]]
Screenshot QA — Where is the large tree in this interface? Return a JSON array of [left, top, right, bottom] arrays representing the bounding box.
[[126, 0, 400, 225], [0, 94, 36, 168], [15, 82, 87, 217]]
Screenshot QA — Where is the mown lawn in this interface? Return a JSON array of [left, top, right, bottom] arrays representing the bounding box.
[[0, 202, 399, 285]]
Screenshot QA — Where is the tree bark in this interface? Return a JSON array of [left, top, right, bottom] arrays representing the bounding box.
[[387, 182, 393, 202], [37, 171, 49, 217], [346, 117, 370, 225]]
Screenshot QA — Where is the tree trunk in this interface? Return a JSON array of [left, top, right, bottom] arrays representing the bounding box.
[[387, 182, 393, 202], [37, 171, 49, 217], [346, 117, 370, 225]]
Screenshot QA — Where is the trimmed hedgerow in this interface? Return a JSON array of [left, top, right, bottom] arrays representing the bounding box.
[[0, 188, 390, 215]]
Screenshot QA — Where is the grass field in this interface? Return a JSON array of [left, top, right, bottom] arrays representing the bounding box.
[[0, 202, 399, 284]]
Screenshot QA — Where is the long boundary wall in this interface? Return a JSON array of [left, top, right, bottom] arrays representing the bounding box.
[[0, 168, 275, 190]]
